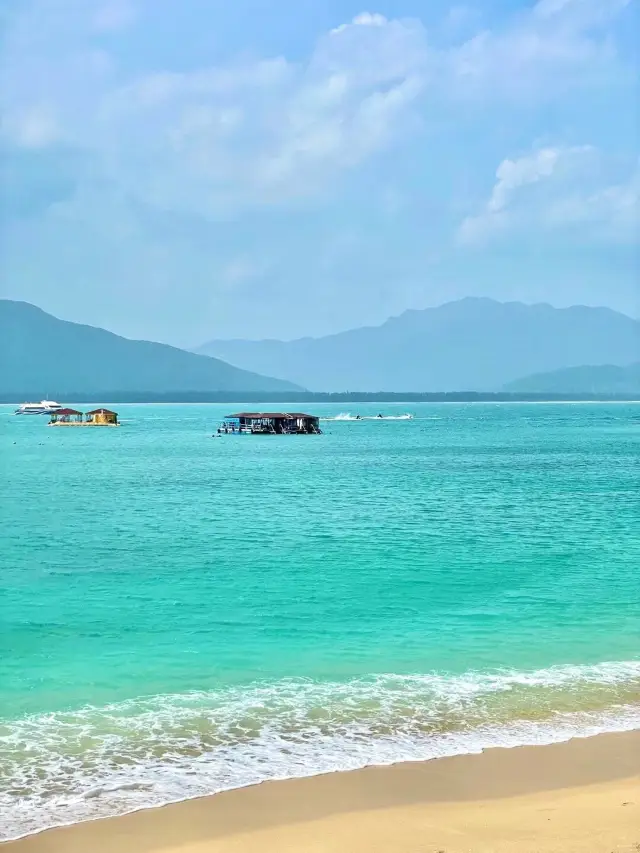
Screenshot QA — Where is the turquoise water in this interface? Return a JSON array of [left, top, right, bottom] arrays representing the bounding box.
[[1, 403, 639, 838]]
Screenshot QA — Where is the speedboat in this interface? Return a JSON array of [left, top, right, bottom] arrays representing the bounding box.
[[14, 400, 62, 415]]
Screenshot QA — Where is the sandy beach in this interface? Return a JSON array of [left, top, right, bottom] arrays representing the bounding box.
[[4, 730, 639, 853]]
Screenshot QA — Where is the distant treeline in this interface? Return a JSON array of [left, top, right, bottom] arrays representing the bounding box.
[[3, 391, 639, 403]]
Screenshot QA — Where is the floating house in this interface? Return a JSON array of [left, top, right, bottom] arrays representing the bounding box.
[[48, 407, 83, 425], [48, 408, 120, 426], [218, 412, 322, 435], [86, 408, 119, 426]]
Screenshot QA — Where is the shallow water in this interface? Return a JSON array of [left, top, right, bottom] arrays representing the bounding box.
[[1, 402, 639, 839]]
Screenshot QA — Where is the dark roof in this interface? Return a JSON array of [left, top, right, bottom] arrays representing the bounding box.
[[53, 408, 83, 415], [86, 408, 118, 415], [226, 412, 317, 419]]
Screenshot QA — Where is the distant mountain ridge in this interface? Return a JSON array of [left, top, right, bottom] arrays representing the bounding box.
[[196, 298, 640, 392], [0, 300, 302, 394], [505, 363, 640, 394]]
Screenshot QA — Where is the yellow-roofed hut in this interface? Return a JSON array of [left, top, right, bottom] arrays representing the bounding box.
[[85, 408, 119, 426]]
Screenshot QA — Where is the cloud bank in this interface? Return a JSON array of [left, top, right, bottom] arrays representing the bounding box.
[[1, 0, 637, 343]]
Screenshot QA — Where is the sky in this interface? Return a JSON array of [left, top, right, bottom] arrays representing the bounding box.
[[1, 0, 638, 347]]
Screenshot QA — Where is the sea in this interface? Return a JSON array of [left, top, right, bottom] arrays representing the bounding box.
[[1, 402, 639, 840]]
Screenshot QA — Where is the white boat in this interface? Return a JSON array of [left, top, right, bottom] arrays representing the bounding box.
[[14, 400, 62, 415]]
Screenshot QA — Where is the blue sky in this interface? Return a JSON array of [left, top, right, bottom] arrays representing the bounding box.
[[1, 0, 638, 345]]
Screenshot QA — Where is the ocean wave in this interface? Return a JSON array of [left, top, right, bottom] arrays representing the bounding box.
[[1, 660, 639, 841]]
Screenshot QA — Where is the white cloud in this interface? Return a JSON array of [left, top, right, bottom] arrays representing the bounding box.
[[533, 0, 629, 26], [447, 0, 630, 99], [458, 147, 577, 243], [92, 0, 137, 32], [486, 148, 567, 212], [547, 161, 640, 240], [332, 12, 388, 33], [219, 258, 266, 290], [3, 0, 632, 220], [5, 104, 61, 148], [458, 146, 638, 245], [0, 0, 634, 232], [154, 15, 424, 207], [353, 12, 387, 27], [1, 9, 428, 216], [0, 0, 636, 345]]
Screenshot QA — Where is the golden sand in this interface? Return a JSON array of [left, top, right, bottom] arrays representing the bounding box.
[[4, 730, 639, 853]]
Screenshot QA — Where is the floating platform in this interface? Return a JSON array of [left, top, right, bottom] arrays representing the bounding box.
[[48, 408, 120, 427], [217, 412, 322, 435], [48, 422, 120, 427]]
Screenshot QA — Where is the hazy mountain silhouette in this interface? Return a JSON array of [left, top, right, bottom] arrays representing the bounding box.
[[197, 298, 640, 391], [0, 300, 302, 394], [505, 363, 640, 394]]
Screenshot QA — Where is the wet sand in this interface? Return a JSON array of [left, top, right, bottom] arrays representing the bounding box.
[[4, 730, 639, 853]]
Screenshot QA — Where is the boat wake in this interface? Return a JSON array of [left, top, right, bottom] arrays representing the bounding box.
[[322, 413, 414, 421]]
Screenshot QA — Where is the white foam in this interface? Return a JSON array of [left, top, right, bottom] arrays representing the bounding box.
[[1, 660, 639, 841], [321, 413, 415, 421], [321, 413, 359, 420]]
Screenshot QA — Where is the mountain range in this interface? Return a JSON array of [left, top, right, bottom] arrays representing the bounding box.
[[505, 363, 640, 394], [2, 297, 639, 396], [197, 298, 640, 392], [0, 300, 302, 395]]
